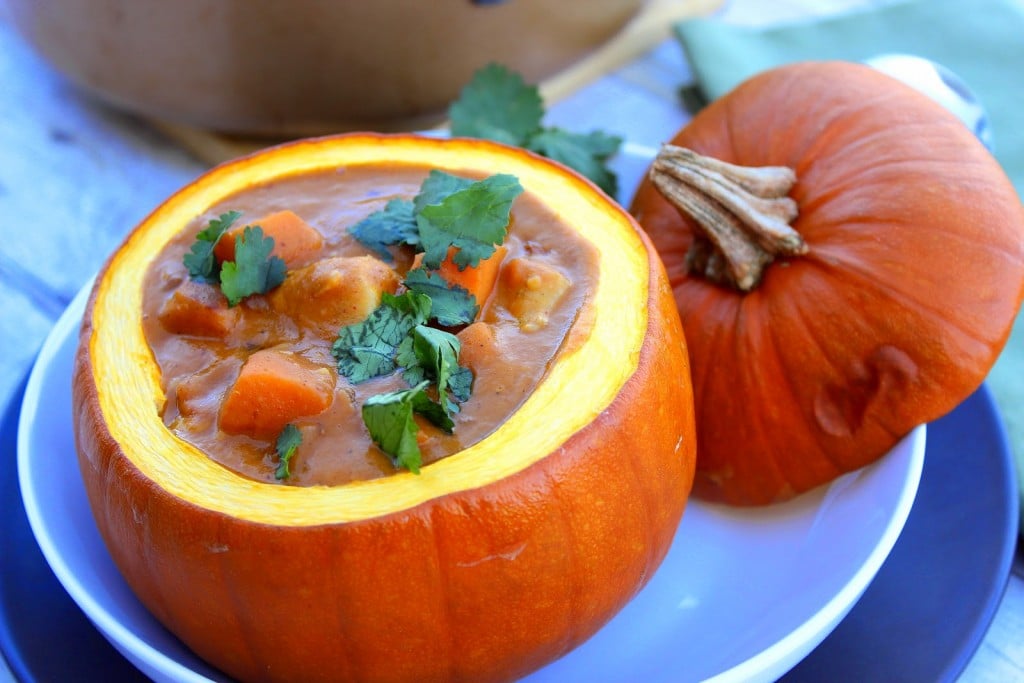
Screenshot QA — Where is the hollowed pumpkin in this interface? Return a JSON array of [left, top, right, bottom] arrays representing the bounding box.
[[630, 61, 1024, 506], [72, 134, 696, 682]]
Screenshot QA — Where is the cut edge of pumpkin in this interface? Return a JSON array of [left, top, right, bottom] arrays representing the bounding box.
[[88, 134, 650, 525]]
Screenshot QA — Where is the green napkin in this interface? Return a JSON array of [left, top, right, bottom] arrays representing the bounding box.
[[675, 0, 1024, 530]]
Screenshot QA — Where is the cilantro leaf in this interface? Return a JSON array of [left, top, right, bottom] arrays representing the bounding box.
[[414, 170, 476, 212], [183, 210, 242, 283], [448, 366, 473, 405], [409, 389, 453, 433], [399, 325, 473, 416], [448, 63, 623, 199], [395, 335, 423, 386], [362, 381, 453, 473], [362, 383, 426, 473], [349, 199, 418, 261], [219, 225, 287, 306], [448, 63, 543, 146], [527, 128, 623, 197], [274, 424, 302, 480], [332, 291, 432, 383], [403, 268, 478, 326], [418, 174, 523, 270]]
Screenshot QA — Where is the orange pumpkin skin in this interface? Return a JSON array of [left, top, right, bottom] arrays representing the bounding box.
[[631, 61, 1024, 506], [73, 135, 695, 682]]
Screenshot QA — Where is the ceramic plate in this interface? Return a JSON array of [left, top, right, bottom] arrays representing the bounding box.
[[14, 145, 928, 682]]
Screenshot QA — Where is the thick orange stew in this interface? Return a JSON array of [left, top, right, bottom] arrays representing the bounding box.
[[141, 163, 599, 486]]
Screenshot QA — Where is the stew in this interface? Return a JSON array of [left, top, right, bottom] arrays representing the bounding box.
[[141, 163, 599, 486]]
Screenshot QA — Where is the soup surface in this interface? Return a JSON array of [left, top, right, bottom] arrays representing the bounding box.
[[141, 163, 599, 486]]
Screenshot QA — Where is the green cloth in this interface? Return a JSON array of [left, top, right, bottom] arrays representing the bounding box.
[[675, 0, 1024, 530]]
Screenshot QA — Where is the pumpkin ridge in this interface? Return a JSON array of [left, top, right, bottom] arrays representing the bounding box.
[[747, 294, 846, 492], [320, 545, 358, 682], [728, 301, 795, 499], [809, 243, 1011, 354], [760, 280, 862, 475], [544, 464, 582, 653], [218, 544, 265, 679], [687, 294, 734, 445], [427, 514, 458, 682], [619, 411, 659, 584]]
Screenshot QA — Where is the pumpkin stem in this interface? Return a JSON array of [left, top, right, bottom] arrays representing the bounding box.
[[649, 145, 806, 291]]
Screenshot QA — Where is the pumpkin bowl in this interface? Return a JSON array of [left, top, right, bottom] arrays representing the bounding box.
[[68, 134, 695, 683]]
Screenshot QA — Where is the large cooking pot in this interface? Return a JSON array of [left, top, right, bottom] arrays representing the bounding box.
[[7, 0, 643, 135]]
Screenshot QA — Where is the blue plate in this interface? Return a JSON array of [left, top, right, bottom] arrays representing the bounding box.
[[781, 384, 1019, 682], [0, 376, 1015, 682]]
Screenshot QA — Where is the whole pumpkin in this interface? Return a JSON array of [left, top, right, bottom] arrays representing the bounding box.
[[73, 134, 696, 682], [630, 61, 1024, 506]]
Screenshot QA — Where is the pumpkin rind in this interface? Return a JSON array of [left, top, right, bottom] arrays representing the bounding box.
[[630, 61, 1024, 505], [73, 134, 695, 682]]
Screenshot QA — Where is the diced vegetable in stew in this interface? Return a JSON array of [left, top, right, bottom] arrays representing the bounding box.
[[140, 165, 597, 486]]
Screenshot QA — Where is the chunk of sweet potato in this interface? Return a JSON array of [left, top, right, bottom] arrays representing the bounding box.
[[500, 258, 571, 331], [173, 356, 244, 430], [214, 210, 323, 267], [456, 321, 498, 374], [158, 280, 238, 338], [269, 256, 399, 338], [219, 349, 334, 438], [412, 245, 507, 308]]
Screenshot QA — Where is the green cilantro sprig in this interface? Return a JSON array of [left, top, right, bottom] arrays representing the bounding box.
[[417, 172, 522, 270], [220, 226, 287, 306], [449, 63, 623, 197], [332, 292, 475, 473], [349, 170, 522, 273], [332, 291, 432, 384], [274, 424, 302, 480], [348, 199, 418, 262], [183, 210, 241, 282], [403, 268, 477, 327], [397, 325, 473, 415], [345, 170, 526, 473], [362, 381, 454, 474], [183, 213, 287, 306]]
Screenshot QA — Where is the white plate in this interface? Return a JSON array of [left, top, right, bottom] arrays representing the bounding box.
[[18, 145, 926, 683]]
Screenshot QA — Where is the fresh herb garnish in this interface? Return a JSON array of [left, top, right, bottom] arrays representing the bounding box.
[[332, 291, 432, 384], [183, 211, 242, 282], [403, 268, 477, 327], [449, 63, 623, 197], [341, 169, 522, 473], [219, 225, 287, 307], [274, 424, 302, 480], [349, 171, 522, 269], [417, 172, 522, 270], [333, 284, 475, 472], [183, 213, 287, 306], [348, 199, 418, 262], [527, 128, 622, 199], [414, 171, 476, 211], [448, 62, 544, 147], [361, 381, 453, 474], [397, 325, 473, 415]]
